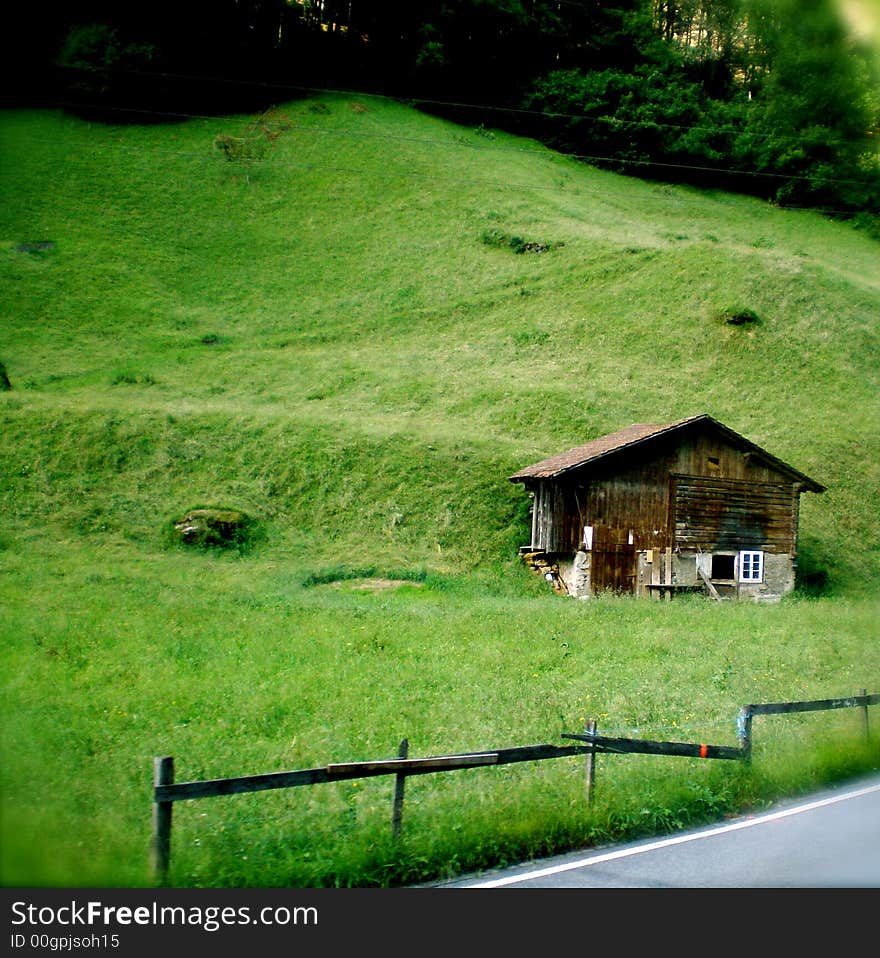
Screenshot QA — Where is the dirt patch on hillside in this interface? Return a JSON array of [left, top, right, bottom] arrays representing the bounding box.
[[325, 578, 424, 592]]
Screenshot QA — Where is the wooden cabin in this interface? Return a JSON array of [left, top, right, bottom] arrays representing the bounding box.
[[509, 414, 825, 602]]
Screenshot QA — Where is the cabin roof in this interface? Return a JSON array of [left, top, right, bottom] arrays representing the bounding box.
[[509, 414, 826, 492]]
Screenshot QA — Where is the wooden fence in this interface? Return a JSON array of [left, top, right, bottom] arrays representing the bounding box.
[[150, 741, 593, 882], [736, 689, 877, 762], [150, 689, 877, 884]]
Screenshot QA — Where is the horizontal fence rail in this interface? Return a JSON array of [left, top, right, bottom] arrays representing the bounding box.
[[154, 743, 594, 804], [150, 688, 877, 884], [737, 690, 878, 760], [562, 731, 742, 760]]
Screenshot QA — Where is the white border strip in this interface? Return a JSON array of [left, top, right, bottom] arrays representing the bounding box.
[[465, 781, 880, 887]]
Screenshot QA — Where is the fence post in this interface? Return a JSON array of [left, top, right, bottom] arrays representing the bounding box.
[[584, 720, 597, 804], [737, 707, 753, 763], [860, 689, 870, 742], [391, 739, 408, 839], [151, 756, 174, 886]]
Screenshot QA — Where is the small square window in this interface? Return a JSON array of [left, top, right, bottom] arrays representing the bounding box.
[[711, 554, 735, 579], [739, 550, 764, 582]]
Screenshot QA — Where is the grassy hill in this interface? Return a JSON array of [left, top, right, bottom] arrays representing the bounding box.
[[1, 95, 878, 887]]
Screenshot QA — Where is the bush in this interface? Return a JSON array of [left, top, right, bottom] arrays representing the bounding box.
[[213, 134, 269, 163], [481, 228, 552, 254], [168, 507, 264, 554], [56, 23, 160, 119]]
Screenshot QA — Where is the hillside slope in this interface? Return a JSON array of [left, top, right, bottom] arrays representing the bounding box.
[[1, 95, 879, 888], [1, 95, 877, 590]]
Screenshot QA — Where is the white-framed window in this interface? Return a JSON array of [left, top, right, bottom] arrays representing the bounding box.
[[739, 550, 764, 582]]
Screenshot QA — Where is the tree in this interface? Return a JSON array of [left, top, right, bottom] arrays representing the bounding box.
[[55, 22, 161, 119], [739, 0, 880, 209]]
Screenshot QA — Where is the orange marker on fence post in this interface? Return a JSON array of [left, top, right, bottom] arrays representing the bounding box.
[[699, 743, 708, 759]]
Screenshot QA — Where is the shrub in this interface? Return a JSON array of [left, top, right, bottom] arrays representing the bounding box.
[[167, 507, 265, 554], [110, 371, 157, 386], [213, 134, 269, 163], [481, 228, 552, 254], [56, 23, 159, 119]]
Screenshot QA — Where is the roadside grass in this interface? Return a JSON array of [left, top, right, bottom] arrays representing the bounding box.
[[2, 534, 878, 885], [0, 96, 878, 886]]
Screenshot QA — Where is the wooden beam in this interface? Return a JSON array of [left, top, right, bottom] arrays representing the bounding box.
[[155, 743, 594, 804], [584, 720, 597, 805], [155, 766, 333, 802], [391, 739, 408, 840], [745, 693, 880, 716], [860, 690, 870, 743], [151, 757, 174, 885], [737, 706, 753, 762], [327, 753, 499, 777], [563, 732, 742, 761], [697, 566, 722, 601]]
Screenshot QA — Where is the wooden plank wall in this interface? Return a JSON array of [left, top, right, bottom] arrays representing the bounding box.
[[674, 476, 796, 552], [527, 430, 802, 556], [532, 481, 582, 552], [582, 472, 671, 551]]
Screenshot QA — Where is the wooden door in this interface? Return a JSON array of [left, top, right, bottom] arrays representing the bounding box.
[[591, 540, 637, 595], [590, 525, 636, 594]]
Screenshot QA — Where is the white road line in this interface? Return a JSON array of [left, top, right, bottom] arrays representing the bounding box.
[[464, 781, 880, 888]]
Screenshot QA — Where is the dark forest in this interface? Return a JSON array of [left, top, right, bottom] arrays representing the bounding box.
[[5, 1, 879, 216]]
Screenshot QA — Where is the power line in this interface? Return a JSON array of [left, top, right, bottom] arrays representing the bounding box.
[[6, 131, 867, 220], [8, 108, 877, 218], [58, 62, 880, 150], [47, 60, 880, 197], [33, 92, 880, 204], [40, 81, 880, 191]]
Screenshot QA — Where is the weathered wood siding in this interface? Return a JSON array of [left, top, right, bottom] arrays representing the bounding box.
[[673, 476, 797, 553], [582, 464, 672, 551], [527, 426, 800, 556], [672, 433, 793, 485], [531, 481, 579, 552]]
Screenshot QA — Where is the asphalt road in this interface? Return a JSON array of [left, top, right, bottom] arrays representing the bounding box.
[[438, 772, 880, 888]]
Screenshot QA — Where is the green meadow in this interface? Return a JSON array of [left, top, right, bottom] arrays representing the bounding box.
[[1, 95, 878, 887]]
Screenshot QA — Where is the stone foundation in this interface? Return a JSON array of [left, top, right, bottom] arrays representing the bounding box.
[[522, 547, 796, 602]]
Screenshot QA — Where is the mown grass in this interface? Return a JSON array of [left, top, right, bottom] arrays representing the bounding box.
[[0, 95, 878, 887]]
